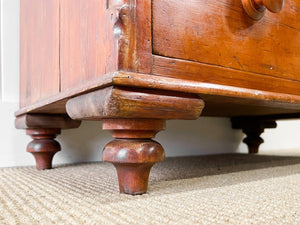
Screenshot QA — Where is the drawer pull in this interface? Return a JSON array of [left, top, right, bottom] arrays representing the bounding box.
[[242, 0, 285, 20]]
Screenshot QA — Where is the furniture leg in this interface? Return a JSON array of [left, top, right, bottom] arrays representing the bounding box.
[[66, 87, 204, 194], [231, 117, 277, 154], [15, 114, 81, 170], [242, 126, 264, 154], [26, 128, 61, 170], [102, 119, 165, 195]]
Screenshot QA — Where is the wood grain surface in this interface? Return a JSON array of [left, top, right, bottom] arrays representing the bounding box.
[[152, 56, 300, 96], [60, 0, 107, 91], [20, 0, 60, 107], [153, 0, 300, 81], [66, 86, 204, 120], [15, 114, 81, 129], [18, 0, 300, 119], [60, 0, 152, 91], [15, 71, 300, 117]]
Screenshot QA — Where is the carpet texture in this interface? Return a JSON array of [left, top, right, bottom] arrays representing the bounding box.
[[1, 150, 300, 224]]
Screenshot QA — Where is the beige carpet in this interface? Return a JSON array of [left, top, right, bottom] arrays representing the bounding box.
[[1, 150, 300, 225]]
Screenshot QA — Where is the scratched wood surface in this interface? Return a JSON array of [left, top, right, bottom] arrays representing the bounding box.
[[66, 86, 204, 120], [152, 56, 300, 96], [20, 0, 60, 107], [153, 0, 300, 81]]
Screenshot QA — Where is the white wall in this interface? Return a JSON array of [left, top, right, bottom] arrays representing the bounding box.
[[1, 0, 300, 168], [1, 0, 19, 102]]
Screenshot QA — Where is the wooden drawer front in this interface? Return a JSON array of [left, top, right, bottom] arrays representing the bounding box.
[[153, 0, 300, 81], [20, 0, 60, 107]]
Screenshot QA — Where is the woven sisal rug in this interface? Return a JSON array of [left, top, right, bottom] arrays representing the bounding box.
[[0, 150, 300, 224]]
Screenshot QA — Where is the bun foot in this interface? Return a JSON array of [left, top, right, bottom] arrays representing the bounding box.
[[113, 163, 155, 195], [102, 119, 166, 195], [231, 117, 277, 154], [103, 139, 165, 195], [243, 132, 264, 154], [26, 128, 61, 170]]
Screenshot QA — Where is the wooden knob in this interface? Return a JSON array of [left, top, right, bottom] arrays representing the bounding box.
[[260, 0, 284, 13], [242, 0, 285, 20]]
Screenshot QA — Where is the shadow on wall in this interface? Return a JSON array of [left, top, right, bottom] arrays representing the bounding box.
[[57, 118, 244, 164], [157, 118, 244, 156]]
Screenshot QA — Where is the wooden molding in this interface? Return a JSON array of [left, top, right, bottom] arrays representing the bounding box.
[[15, 71, 300, 118], [113, 72, 300, 116], [103, 119, 166, 138], [15, 114, 81, 130], [66, 86, 204, 120], [113, 72, 300, 105], [152, 56, 300, 97], [104, 0, 152, 73]]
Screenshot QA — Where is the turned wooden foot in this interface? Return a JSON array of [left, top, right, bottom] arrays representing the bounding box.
[[103, 139, 164, 194], [66, 87, 204, 194], [102, 119, 166, 195], [242, 127, 264, 154], [26, 128, 61, 170], [15, 114, 81, 170], [231, 117, 277, 154]]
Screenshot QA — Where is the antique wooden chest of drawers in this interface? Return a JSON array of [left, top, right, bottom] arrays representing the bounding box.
[[16, 0, 300, 194]]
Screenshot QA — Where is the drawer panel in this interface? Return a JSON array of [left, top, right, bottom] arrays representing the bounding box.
[[153, 0, 300, 81]]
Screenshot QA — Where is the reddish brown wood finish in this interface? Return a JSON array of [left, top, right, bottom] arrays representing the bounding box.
[[26, 128, 61, 170], [15, 114, 81, 129], [20, 0, 152, 108], [102, 119, 165, 195], [66, 87, 204, 120], [108, 0, 152, 73], [60, 0, 107, 91], [242, 0, 285, 20], [260, 0, 285, 13], [15, 70, 300, 117], [135, 0, 152, 73], [15, 114, 81, 169], [153, 0, 300, 81], [17, 1, 300, 118], [112, 71, 300, 102], [232, 118, 277, 153], [60, 0, 152, 91], [103, 119, 165, 138], [15, 73, 114, 116], [17, 0, 300, 195], [20, 0, 60, 107], [112, 72, 300, 116], [152, 56, 300, 97]]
